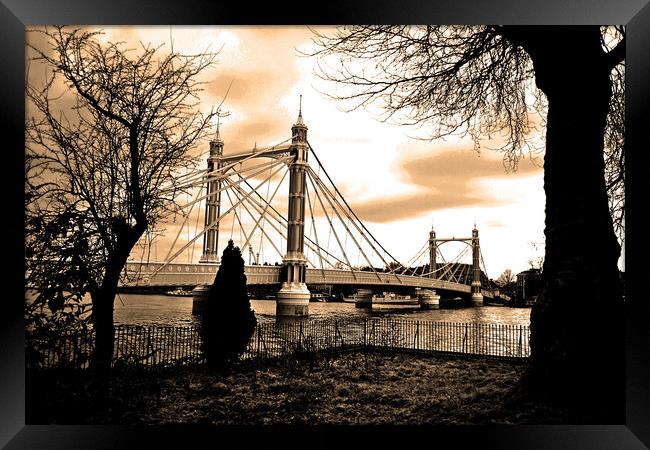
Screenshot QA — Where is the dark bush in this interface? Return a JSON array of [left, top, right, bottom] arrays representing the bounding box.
[[200, 240, 257, 369]]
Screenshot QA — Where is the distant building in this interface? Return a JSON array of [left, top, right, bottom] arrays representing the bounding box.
[[516, 268, 543, 305]]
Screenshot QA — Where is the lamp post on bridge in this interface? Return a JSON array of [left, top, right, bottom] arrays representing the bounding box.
[[276, 100, 311, 317]]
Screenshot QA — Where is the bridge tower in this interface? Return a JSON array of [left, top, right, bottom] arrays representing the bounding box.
[[199, 121, 224, 263], [418, 227, 440, 309], [276, 100, 311, 316], [428, 227, 437, 278], [471, 224, 484, 306]]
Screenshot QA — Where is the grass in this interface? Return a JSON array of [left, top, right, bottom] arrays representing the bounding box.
[[26, 350, 575, 425]]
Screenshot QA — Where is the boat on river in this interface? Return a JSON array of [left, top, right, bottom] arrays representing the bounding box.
[[343, 291, 418, 305], [164, 288, 194, 297], [342, 289, 373, 303], [310, 293, 328, 302], [371, 292, 419, 305]]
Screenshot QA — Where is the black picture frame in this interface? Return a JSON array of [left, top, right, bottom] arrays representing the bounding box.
[[2, 1, 648, 448]]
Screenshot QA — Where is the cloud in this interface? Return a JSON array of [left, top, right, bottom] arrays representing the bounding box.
[[484, 220, 507, 228], [349, 148, 543, 223], [401, 148, 540, 187], [203, 27, 314, 155]]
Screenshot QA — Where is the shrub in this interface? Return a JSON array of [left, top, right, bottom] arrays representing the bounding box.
[[200, 240, 257, 369]]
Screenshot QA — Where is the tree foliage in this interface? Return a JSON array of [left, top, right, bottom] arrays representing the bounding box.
[[25, 26, 219, 368], [309, 25, 624, 240], [201, 240, 257, 369]]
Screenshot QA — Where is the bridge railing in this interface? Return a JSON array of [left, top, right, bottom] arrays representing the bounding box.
[[121, 262, 481, 295], [27, 318, 530, 370]]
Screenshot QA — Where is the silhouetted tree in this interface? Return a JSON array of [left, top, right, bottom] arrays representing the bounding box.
[[25, 27, 220, 370], [495, 269, 517, 297], [311, 25, 625, 421], [201, 240, 257, 369]]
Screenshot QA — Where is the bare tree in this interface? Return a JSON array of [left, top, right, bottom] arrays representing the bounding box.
[[495, 268, 517, 299], [496, 269, 516, 287], [310, 25, 625, 420], [25, 27, 219, 370]]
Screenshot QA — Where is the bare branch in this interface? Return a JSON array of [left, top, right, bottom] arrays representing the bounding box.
[[25, 26, 220, 341], [308, 25, 541, 171]]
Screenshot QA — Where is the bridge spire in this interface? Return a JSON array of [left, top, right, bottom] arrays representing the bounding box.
[[214, 114, 223, 143], [296, 94, 304, 125]]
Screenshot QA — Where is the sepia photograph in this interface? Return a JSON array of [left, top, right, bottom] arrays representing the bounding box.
[[23, 22, 625, 423], [3, 0, 649, 447]]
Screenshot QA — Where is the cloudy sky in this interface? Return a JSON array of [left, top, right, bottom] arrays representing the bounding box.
[[30, 26, 548, 279]]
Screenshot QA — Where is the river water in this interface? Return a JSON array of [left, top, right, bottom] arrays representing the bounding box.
[[113, 293, 531, 327]]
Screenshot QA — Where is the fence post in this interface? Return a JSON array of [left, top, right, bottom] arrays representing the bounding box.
[[363, 318, 367, 349], [335, 319, 343, 348], [257, 324, 261, 357], [463, 323, 468, 353], [151, 327, 156, 367], [261, 326, 268, 358], [518, 325, 523, 357], [413, 321, 419, 350]]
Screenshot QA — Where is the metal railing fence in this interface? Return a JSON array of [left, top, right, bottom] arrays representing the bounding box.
[[26, 318, 530, 370]]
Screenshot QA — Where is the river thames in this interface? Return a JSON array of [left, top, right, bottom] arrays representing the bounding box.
[[113, 293, 531, 327]]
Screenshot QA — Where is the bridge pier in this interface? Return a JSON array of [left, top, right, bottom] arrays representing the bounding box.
[[353, 289, 374, 309], [276, 282, 310, 316], [418, 289, 440, 309], [471, 286, 484, 306], [191, 284, 210, 315]]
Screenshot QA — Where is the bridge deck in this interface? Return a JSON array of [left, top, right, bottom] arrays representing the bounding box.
[[123, 261, 493, 298]]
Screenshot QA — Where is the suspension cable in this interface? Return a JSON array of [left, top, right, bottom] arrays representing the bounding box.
[[223, 188, 248, 251], [177, 156, 292, 209], [307, 166, 398, 272], [169, 155, 290, 196], [304, 179, 326, 278], [148, 162, 287, 277], [162, 183, 203, 262], [162, 136, 293, 193], [190, 192, 201, 263], [306, 172, 358, 280], [448, 244, 472, 283], [225, 174, 320, 268], [308, 142, 404, 267], [307, 167, 393, 282], [231, 170, 347, 268], [479, 250, 490, 288], [398, 239, 430, 275], [236, 166, 288, 254], [258, 164, 273, 263], [227, 183, 288, 263]]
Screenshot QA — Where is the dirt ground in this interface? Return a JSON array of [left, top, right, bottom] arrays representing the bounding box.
[[27, 351, 574, 425]]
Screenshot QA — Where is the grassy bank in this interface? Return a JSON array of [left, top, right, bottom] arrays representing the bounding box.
[[27, 351, 574, 425]]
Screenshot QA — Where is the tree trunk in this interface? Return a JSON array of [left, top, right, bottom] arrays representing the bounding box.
[[90, 285, 116, 372], [513, 27, 624, 422], [90, 226, 144, 372]]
